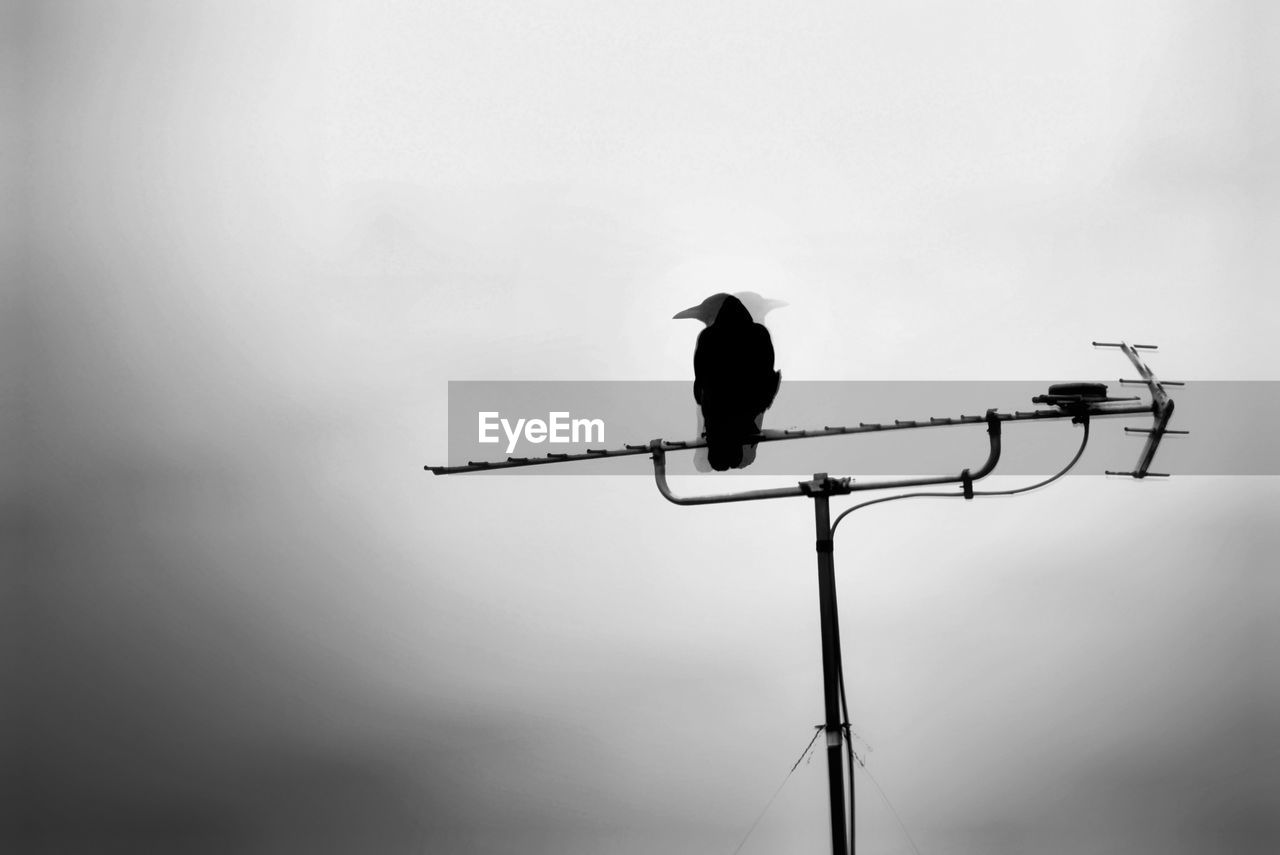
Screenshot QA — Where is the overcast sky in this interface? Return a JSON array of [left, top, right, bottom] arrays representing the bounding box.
[[9, 1, 1280, 853]]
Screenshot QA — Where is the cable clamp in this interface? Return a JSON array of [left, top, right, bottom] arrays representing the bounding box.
[[961, 468, 974, 499]]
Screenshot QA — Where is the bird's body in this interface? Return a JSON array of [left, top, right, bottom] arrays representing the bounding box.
[[674, 293, 783, 471]]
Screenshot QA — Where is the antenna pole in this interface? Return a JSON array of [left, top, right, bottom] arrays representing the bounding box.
[[812, 477, 850, 855]]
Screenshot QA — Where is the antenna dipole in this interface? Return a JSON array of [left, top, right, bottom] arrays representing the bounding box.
[[1090, 341, 1184, 477]]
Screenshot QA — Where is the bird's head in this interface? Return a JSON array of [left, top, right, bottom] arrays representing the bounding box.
[[732, 291, 788, 323], [672, 293, 731, 325], [673, 292, 787, 325]]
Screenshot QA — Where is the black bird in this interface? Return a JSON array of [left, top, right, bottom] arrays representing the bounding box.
[[674, 292, 785, 471]]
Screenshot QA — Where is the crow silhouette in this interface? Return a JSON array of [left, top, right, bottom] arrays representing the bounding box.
[[674, 293, 784, 471]]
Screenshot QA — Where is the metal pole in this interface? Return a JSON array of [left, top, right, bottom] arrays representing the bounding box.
[[813, 480, 850, 855]]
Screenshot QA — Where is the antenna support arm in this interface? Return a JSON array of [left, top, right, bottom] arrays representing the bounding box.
[[651, 411, 1002, 506]]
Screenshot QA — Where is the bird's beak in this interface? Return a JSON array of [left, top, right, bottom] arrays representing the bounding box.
[[672, 305, 702, 320], [765, 298, 789, 312]]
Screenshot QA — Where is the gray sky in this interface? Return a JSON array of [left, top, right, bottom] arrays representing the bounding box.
[[9, 1, 1280, 853]]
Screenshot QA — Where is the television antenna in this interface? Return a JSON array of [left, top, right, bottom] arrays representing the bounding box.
[[425, 341, 1183, 855]]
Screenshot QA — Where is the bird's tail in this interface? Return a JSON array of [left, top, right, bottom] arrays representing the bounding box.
[[707, 439, 745, 472], [705, 412, 766, 471]]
